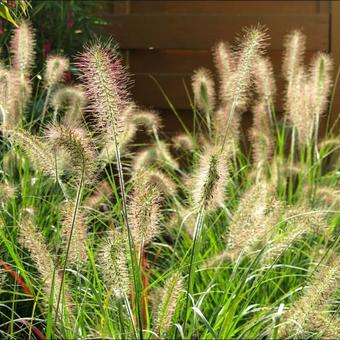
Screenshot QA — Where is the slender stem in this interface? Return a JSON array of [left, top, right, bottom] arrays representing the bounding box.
[[183, 205, 205, 333], [54, 160, 84, 325], [41, 87, 52, 129]]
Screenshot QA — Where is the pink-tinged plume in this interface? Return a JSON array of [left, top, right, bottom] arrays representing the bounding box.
[[76, 42, 130, 137]]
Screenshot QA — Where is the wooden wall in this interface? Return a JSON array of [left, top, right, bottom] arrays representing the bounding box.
[[99, 0, 337, 134]]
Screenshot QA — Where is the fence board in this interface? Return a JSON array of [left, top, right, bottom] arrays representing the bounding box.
[[106, 13, 329, 50]]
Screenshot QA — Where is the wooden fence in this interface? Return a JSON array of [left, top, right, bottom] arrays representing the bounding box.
[[99, 1, 339, 134]]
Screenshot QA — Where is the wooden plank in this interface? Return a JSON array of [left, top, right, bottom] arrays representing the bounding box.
[[130, 1, 322, 15], [106, 14, 329, 50], [131, 74, 289, 110], [128, 50, 317, 74], [330, 1, 340, 132]]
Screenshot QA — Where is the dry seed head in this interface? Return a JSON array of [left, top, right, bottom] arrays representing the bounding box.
[[192, 67, 216, 113], [191, 144, 231, 212], [315, 186, 340, 207], [286, 67, 314, 145], [227, 25, 268, 110], [0, 182, 16, 203], [10, 21, 35, 78], [6, 128, 56, 178], [213, 104, 241, 144], [19, 210, 73, 317], [132, 109, 162, 135], [0, 68, 31, 129], [279, 254, 340, 338], [253, 56, 276, 99], [172, 134, 194, 152], [76, 42, 129, 137], [225, 182, 282, 260], [97, 229, 130, 298], [128, 172, 162, 246], [282, 30, 306, 83], [51, 86, 86, 125], [154, 272, 183, 335], [132, 141, 178, 173], [45, 124, 97, 185], [141, 169, 177, 197], [44, 55, 69, 88], [213, 41, 234, 104], [61, 201, 88, 265], [309, 52, 333, 136], [250, 100, 273, 167]]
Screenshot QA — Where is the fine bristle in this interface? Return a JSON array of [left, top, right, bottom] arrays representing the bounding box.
[[253, 56, 276, 100], [76, 42, 130, 137], [97, 229, 130, 298], [279, 254, 340, 338], [128, 172, 162, 247], [44, 124, 97, 185], [191, 144, 231, 212], [212, 41, 234, 105], [61, 201, 88, 265], [44, 55, 69, 88], [10, 20, 36, 78], [132, 109, 162, 135], [172, 134, 195, 152], [192, 67, 216, 113], [153, 272, 183, 335], [50, 85, 87, 125]]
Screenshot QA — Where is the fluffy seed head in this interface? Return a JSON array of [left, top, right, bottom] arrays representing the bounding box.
[[153, 272, 183, 335], [0, 182, 16, 203], [6, 128, 56, 178], [172, 134, 194, 152], [44, 55, 69, 88], [76, 42, 130, 136], [282, 30, 306, 84], [19, 210, 73, 318], [45, 124, 97, 185], [50, 86, 87, 125], [250, 100, 273, 168], [132, 109, 162, 135], [213, 41, 234, 105], [253, 56, 276, 99], [225, 182, 283, 260], [192, 67, 216, 113], [141, 169, 177, 197], [191, 144, 231, 212], [279, 254, 340, 338], [10, 21, 35, 78], [97, 229, 130, 298], [227, 25, 268, 111], [61, 201, 88, 266], [128, 172, 162, 247], [132, 142, 178, 173]]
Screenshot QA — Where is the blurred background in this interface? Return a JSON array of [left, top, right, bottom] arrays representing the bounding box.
[[1, 0, 339, 135]]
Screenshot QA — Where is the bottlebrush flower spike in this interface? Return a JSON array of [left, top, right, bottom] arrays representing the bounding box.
[[45, 124, 97, 185], [128, 172, 162, 247], [227, 25, 268, 111], [282, 30, 306, 86], [19, 209, 73, 319], [10, 21, 35, 78], [132, 109, 162, 135], [213, 41, 234, 105], [191, 144, 231, 212], [44, 55, 70, 88], [279, 253, 340, 338], [172, 133, 195, 152], [97, 229, 130, 298], [76, 41, 130, 137], [153, 272, 183, 335], [51, 86, 87, 125], [141, 169, 177, 197], [253, 56, 276, 100], [192, 67, 216, 114], [6, 128, 56, 178], [61, 201, 88, 266]]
